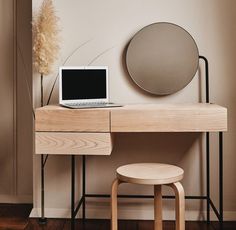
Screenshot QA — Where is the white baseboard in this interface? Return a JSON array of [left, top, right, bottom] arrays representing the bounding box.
[[0, 195, 32, 204], [30, 205, 236, 221]]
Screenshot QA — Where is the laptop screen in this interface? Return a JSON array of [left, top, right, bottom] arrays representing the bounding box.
[[61, 69, 107, 100]]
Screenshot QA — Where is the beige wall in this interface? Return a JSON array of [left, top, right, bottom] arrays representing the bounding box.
[[0, 0, 15, 197], [32, 0, 236, 220], [0, 0, 32, 202], [16, 0, 33, 198]]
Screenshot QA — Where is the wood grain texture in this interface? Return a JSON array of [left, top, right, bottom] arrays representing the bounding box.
[[35, 132, 113, 155], [168, 182, 185, 230], [35, 105, 110, 132], [116, 163, 184, 185], [154, 185, 163, 230], [1, 204, 235, 229], [111, 103, 227, 132], [35, 103, 227, 133], [111, 179, 122, 230]]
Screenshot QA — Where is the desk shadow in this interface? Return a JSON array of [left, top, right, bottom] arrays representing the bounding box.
[[85, 132, 204, 215]]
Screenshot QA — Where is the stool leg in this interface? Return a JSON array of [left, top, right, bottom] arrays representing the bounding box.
[[154, 185, 162, 230], [111, 179, 121, 230], [169, 182, 185, 230]]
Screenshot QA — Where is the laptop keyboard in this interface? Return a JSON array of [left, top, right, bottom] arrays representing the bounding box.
[[61, 102, 121, 109], [64, 102, 108, 107]]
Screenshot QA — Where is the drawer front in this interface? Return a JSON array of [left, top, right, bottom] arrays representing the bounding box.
[[111, 106, 227, 132], [35, 109, 110, 132], [35, 132, 113, 155]]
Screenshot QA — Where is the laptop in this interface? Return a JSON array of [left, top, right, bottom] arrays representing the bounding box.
[[59, 66, 122, 109]]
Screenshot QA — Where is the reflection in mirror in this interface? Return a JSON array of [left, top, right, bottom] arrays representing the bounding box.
[[126, 22, 199, 95]]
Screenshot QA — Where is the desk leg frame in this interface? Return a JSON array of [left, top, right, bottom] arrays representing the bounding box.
[[70, 155, 86, 230], [206, 132, 210, 223], [38, 154, 47, 225], [83, 131, 224, 224], [38, 155, 85, 230], [82, 155, 86, 221], [38, 133, 223, 228], [219, 132, 223, 222], [71, 155, 75, 229], [206, 132, 223, 223]]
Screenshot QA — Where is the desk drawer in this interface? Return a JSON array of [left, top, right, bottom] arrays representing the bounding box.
[[35, 108, 110, 132], [35, 132, 113, 155], [111, 104, 227, 132]]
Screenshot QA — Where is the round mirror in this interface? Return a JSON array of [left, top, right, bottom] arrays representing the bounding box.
[[126, 22, 199, 95]]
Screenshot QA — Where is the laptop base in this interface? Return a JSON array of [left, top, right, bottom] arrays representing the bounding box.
[[60, 103, 122, 109]]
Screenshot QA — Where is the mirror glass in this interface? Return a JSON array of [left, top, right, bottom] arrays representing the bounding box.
[[126, 22, 199, 95]]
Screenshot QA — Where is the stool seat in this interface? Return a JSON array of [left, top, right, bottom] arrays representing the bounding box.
[[117, 163, 184, 185]]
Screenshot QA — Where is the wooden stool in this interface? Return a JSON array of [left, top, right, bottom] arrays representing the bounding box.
[[111, 163, 185, 230]]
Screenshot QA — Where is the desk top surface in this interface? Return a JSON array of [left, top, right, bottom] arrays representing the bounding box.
[[36, 103, 226, 111], [35, 103, 227, 132]]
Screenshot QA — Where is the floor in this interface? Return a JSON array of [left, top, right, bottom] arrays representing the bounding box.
[[0, 204, 235, 230]]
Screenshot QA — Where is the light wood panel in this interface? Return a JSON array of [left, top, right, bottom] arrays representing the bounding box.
[[116, 163, 184, 185], [111, 179, 122, 230], [154, 185, 162, 230], [35, 132, 113, 155], [168, 182, 185, 230], [111, 103, 227, 132], [35, 105, 110, 132], [112, 166, 184, 230]]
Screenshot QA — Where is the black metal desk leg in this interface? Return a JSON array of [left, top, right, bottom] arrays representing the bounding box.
[[82, 155, 86, 221], [219, 132, 223, 222], [39, 154, 47, 224], [206, 132, 210, 223], [71, 155, 75, 230]]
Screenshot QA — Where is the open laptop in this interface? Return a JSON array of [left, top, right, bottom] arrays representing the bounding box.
[[59, 66, 121, 109]]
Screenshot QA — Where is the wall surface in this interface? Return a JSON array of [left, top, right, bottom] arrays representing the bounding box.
[[32, 0, 236, 220], [16, 0, 33, 200], [0, 0, 32, 203], [0, 0, 15, 197]]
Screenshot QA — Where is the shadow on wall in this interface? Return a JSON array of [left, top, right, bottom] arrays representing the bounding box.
[[210, 1, 236, 212], [87, 134, 202, 188], [85, 132, 205, 217]]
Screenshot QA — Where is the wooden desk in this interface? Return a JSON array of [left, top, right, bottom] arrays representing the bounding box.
[[35, 103, 227, 155], [35, 103, 227, 227]]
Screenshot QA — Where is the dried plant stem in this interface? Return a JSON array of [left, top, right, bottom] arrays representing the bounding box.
[[46, 39, 92, 105], [33, 0, 60, 108], [87, 45, 116, 66], [17, 43, 35, 119], [41, 74, 44, 107]]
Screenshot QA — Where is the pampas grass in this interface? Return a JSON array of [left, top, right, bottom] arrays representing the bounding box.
[[33, 0, 60, 106], [33, 0, 60, 75]]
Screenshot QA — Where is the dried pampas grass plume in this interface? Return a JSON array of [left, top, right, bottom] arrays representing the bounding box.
[[33, 0, 60, 75]]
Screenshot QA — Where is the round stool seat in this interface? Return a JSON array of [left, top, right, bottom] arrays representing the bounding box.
[[117, 163, 184, 185]]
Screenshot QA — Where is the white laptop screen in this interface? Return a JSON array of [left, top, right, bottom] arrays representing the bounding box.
[[61, 68, 107, 100]]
